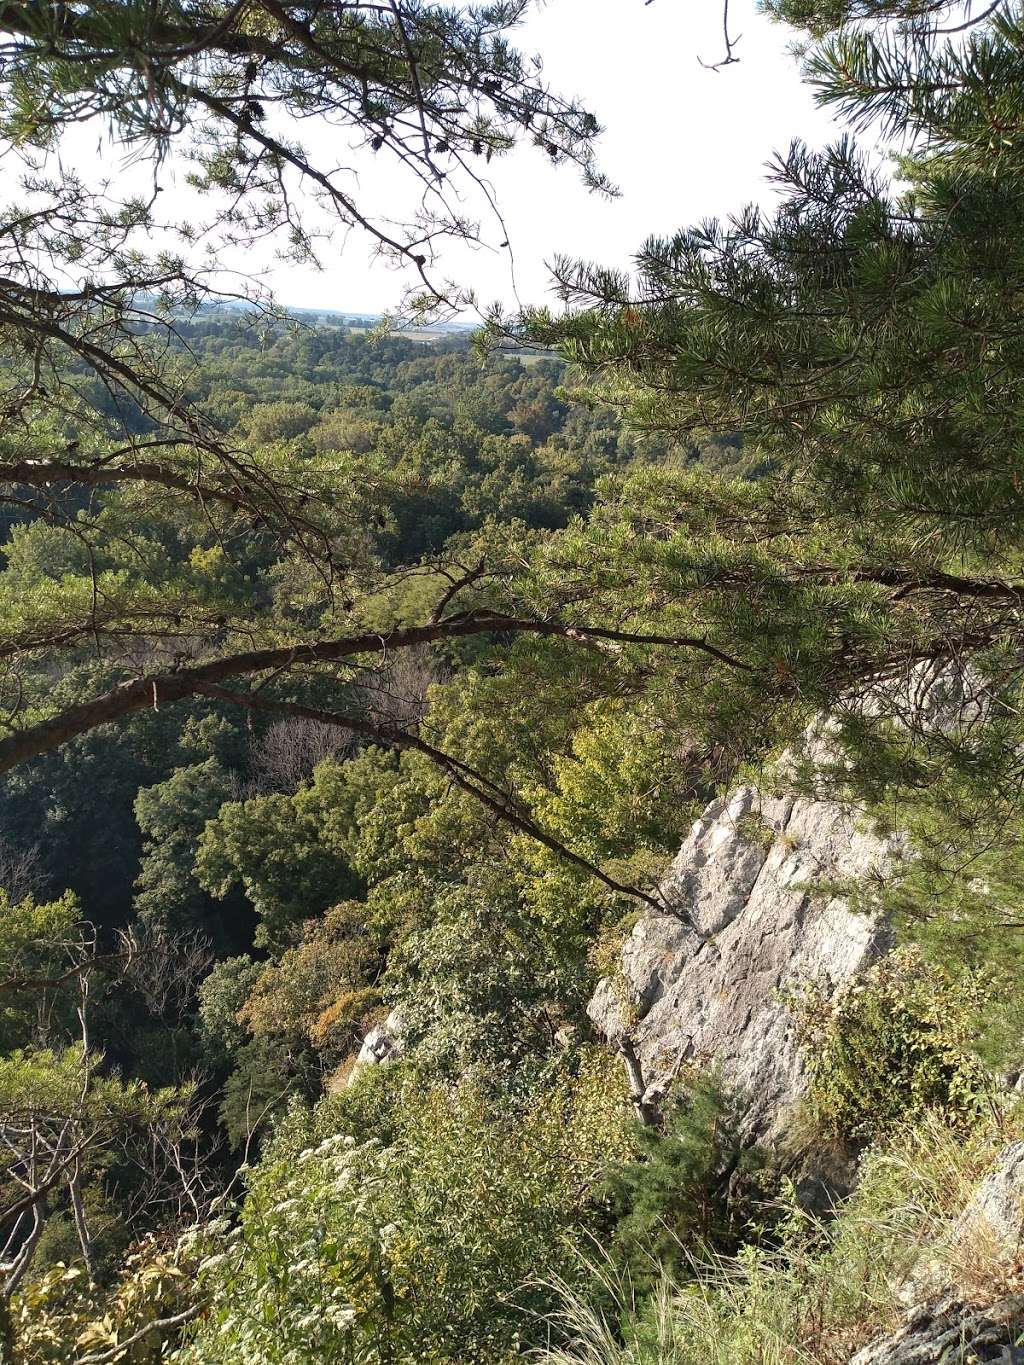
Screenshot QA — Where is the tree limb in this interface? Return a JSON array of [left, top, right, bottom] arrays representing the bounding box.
[[0, 612, 755, 774], [196, 682, 673, 914]]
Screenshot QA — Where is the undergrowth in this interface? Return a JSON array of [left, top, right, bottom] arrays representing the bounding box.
[[538, 1105, 1024, 1365]]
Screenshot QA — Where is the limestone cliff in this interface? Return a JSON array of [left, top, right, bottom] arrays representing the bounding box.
[[588, 768, 899, 1143]]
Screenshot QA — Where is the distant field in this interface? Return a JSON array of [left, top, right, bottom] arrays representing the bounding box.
[[342, 326, 555, 361], [498, 349, 552, 365], [345, 325, 462, 343]]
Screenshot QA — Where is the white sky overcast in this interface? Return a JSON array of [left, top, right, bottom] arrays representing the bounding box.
[[253, 0, 851, 316], [51, 0, 856, 318]]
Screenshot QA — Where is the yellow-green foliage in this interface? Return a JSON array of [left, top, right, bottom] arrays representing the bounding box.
[[238, 901, 381, 1059], [0, 890, 79, 1051], [530, 703, 695, 864], [735, 811, 777, 851], [785, 946, 991, 1143], [518, 700, 700, 934], [180, 1050, 634, 1365], [11, 1237, 194, 1364]]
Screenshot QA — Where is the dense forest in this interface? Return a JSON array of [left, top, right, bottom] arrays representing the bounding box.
[[4, 1, 1024, 1362]]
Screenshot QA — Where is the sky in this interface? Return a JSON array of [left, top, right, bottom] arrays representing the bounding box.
[[41, 0, 855, 318], [255, 0, 850, 316]]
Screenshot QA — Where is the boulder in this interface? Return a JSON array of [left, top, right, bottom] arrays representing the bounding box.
[[347, 1008, 405, 1084]]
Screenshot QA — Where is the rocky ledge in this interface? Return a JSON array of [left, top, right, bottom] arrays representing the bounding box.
[[854, 1142, 1024, 1364]]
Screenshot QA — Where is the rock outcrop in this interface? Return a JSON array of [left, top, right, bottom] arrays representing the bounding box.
[[346, 1008, 405, 1085], [850, 1292, 1024, 1365], [956, 1142, 1024, 1262], [851, 1143, 1024, 1364], [588, 772, 899, 1144], [588, 665, 990, 1141]]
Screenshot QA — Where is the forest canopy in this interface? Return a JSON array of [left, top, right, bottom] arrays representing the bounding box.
[[4, 2, 1024, 1363]]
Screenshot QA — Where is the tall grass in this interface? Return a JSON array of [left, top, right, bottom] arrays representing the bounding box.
[[537, 1107, 1023, 1365]]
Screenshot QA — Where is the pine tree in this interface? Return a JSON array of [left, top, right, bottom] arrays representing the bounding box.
[[514, 0, 1024, 987]]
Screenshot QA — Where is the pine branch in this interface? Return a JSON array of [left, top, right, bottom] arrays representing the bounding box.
[[195, 683, 674, 916], [0, 612, 756, 774]]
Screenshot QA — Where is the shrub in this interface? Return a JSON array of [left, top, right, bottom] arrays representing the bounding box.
[[785, 946, 991, 1143], [181, 1051, 633, 1365], [600, 1075, 764, 1287]]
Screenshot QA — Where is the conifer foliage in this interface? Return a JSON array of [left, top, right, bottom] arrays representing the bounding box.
[[520, 0, 1024, 949]]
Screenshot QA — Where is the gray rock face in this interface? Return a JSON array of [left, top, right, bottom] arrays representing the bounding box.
[[849, 1292, 1024, 1365], [348, 1008, 404, 1083], [956, 1142, 1024, 1265], [588, 778, 897, 1141]]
